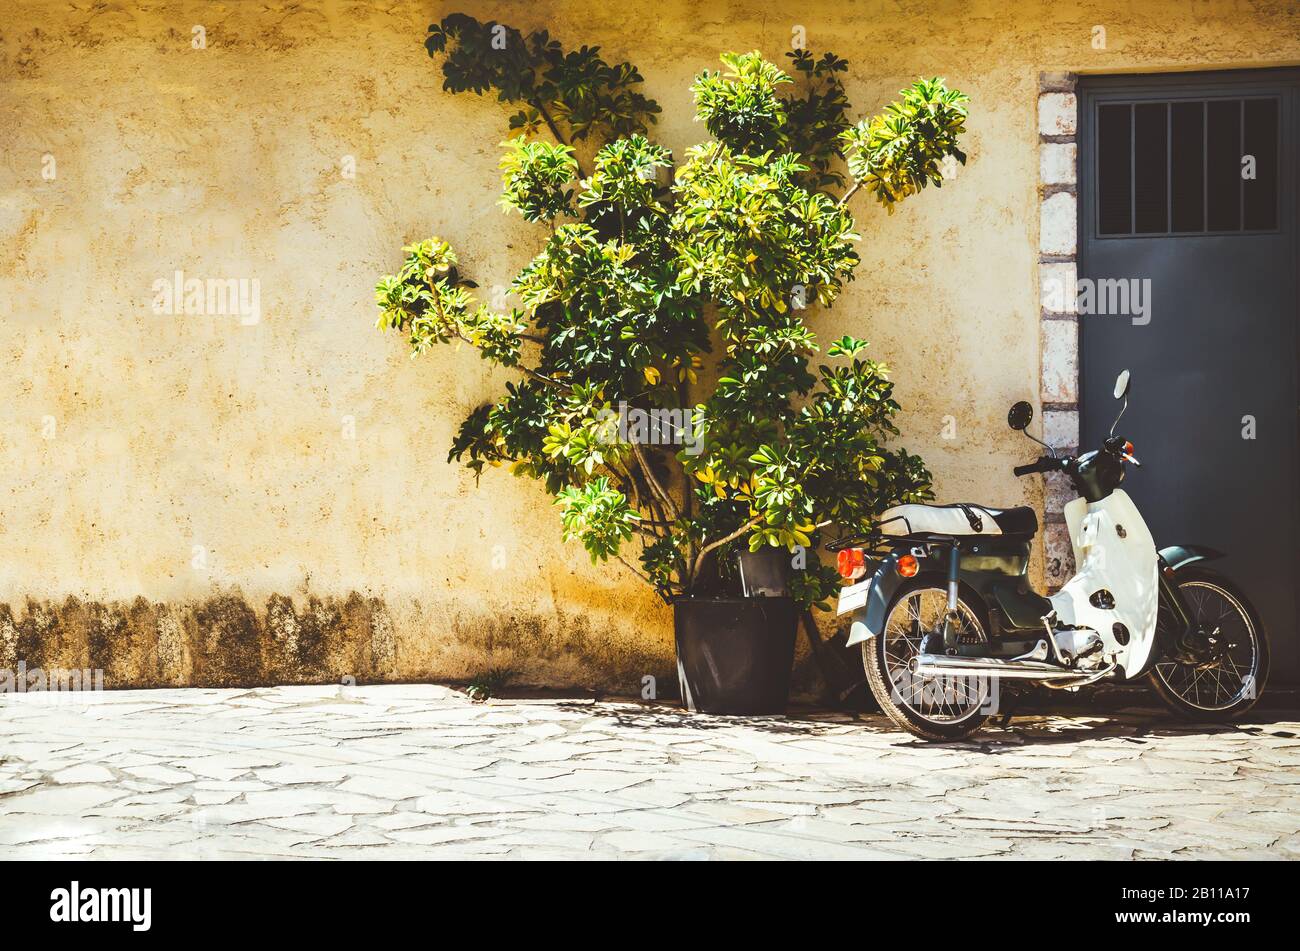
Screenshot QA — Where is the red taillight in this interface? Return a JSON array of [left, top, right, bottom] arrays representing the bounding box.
[[896, 554, 919, 578], [836, 547, 866, 580]]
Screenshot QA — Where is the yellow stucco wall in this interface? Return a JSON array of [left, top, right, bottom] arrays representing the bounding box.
[[1, 0, 1297, 689]]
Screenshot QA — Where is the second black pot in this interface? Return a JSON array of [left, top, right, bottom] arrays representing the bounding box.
[[673, 596, 798, 715], [735, 546, 792, 597]]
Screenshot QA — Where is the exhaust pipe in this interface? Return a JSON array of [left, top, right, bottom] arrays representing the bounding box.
[[911, 653, 1083, 681]]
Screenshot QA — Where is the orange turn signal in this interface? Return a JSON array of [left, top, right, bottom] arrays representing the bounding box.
[[896, 554, 919, 578]]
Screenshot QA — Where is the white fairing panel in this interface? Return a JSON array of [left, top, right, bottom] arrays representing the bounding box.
[[1049, 489, 1159, 677]]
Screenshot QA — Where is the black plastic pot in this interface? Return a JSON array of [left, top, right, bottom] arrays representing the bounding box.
[[673, 596, 798, 715], [735, 546, 791, 597]]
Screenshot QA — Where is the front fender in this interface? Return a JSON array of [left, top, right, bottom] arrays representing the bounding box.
[[1141, 544, 1226, 678], [1158, 544, 1226, 572], [844, 551, 932, 647]]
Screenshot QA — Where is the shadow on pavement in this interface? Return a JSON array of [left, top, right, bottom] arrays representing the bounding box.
[[554, 697, 1300, 751]]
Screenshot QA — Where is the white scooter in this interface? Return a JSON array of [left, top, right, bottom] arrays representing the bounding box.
[[830, 370, 1269, 741]]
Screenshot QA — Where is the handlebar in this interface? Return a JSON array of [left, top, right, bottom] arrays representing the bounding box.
[[1014, 441, 1141, 479], [1013, 456, 1063, 477]]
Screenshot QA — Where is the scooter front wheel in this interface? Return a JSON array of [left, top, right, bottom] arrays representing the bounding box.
[[862, 583, 992, 742], [1148, 567, 1269, 721]]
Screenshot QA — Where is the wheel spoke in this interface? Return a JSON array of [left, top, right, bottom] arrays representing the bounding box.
[[1155, 581, 1258, 711], [878, 588, 987, 725]]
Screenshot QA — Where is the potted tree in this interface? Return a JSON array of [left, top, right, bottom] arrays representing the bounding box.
[[376, 16, 969, 714]]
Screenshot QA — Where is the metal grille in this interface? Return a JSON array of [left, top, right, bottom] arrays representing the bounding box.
[[1095, 97, 1279, 236]]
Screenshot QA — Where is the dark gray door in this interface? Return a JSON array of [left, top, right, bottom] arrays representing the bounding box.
[[1079, 70, 1299, 683]]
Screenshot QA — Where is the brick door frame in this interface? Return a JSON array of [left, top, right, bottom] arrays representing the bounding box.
[[1037, 72, 1080, 588]]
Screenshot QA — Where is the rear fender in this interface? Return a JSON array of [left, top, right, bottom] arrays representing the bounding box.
[[844, 550, 943, 647]]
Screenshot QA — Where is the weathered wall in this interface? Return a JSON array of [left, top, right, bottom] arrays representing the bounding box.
[[1, 0, 1297, 690]]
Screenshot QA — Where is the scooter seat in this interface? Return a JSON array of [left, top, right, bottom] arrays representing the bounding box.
[[879, 503, 1038, 537]]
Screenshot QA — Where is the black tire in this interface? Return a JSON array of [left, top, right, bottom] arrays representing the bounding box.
[[861, 581, 992, 742], [1147, 567, 1269, 722]]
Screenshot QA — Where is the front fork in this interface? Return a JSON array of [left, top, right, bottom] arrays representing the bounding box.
[[1155, 559, 1211, 664]]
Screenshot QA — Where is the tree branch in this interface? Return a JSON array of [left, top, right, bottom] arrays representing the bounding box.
[[676, 378, 694, 524], [630, 442, 680, 522], [689, 516, 762, 588], [613, 457, 668, 531], [430, 292, 564, 389], [837, 181, 862, 208], [531, 98, 588, 180], [615, 552, 655, 588]]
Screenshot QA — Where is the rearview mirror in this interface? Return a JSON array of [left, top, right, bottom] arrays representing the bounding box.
[[1113, 369, 1131, 400], [1007, 401, 1033, 431]]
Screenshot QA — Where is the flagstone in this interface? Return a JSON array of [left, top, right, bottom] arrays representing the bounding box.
[[0, 783, 124, 814], [500, 793, 641, 816], [193, 779, 272, 792], [519, 723, 568, 739], [384, 824, 509, 845], [599, 830, 697, 852], [492, 829, 596, 851], [1, 685, 1295, 858], [3, 840, 98, 858], [51, 764, 117, 784], [252, 764, 354, 785], [186, 801, 319, 825], [672, 801, 789, 826], [493, 762, 577, 781], [669, 824, 909, 860], [334, 774, 437, 801], [878, 835, 1015, 859], [85, 802, 190, 820], [0, 778, 41, 794], [410, 792, 537, 817], [262, 814, 355, 838], [310, 828, 394, 849], [121, 763, 196, 784], [368, 811, 445, 831], [0, 816, 123, 845], [245, 788, 395, 815], [729, 799, 818, 816]]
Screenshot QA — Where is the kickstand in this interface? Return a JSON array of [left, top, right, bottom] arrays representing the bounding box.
[[996, 689, 1023, 728]]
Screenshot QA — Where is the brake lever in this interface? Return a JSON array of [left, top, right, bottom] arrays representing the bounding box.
[[1123, 453, 1141, 467]]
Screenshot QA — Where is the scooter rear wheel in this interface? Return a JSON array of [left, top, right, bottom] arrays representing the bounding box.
[[1148, 567, 1269, 721], [862, 582, 992, 742]]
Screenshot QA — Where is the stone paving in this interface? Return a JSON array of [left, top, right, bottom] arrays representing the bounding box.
[[1, 684, 1297, 859]]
